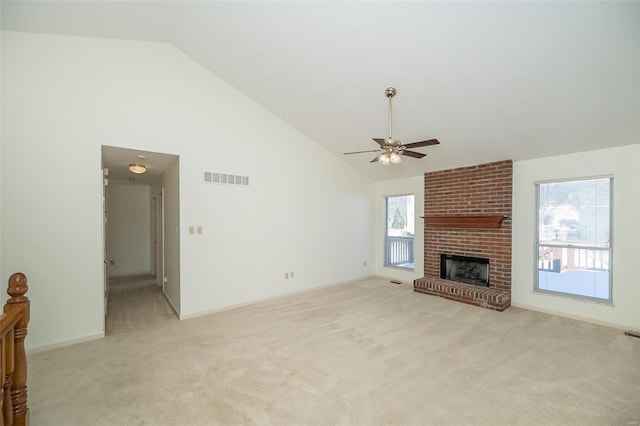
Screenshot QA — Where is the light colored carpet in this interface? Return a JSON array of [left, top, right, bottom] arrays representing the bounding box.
[[106, 274, 175, 336], [28, 276, 640, 425]]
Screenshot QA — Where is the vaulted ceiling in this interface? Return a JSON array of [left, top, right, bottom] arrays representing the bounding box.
[[3, 1, 639, 181]]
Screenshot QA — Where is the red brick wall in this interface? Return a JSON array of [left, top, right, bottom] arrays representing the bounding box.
[[423, 160, 512, 292]]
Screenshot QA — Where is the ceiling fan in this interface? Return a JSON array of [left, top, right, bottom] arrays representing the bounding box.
[[343, 87, 440, 165]]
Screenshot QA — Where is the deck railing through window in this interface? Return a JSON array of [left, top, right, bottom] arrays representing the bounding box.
[[385, 236, 414, 268], [538, 246, 610, 273]]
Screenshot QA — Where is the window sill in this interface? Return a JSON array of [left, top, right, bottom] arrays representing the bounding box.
[[533, 288, 614, 307], [384, 265, 414, 272]]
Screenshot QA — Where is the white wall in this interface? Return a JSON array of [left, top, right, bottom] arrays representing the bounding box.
[[374, 176, 424, 284], [512, 145, 640, 329], [107, 182, 151, 277], [1, 31, 374, 350]]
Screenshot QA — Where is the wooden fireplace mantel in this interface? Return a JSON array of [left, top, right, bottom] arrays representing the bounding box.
[[424, 215, 505, 229]]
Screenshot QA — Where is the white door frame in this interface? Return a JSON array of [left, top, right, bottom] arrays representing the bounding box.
[[101, 169, 110, 321], [155, 188, 165, 291]]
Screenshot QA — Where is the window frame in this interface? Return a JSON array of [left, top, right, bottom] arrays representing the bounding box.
[[384, 193, 415, 271], [533, 175, 613, 304]]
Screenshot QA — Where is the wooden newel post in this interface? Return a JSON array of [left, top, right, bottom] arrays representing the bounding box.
[[5, 274, 29, 426]]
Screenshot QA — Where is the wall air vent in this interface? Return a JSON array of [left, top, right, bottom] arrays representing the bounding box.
[[204, 171, 249, 186]]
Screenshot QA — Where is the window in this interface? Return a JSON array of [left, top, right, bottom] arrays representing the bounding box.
[[535, 177, 612, 302], [384, 195, 415, 270]]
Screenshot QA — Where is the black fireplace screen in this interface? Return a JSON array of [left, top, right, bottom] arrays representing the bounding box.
[[440, 254, 490, 287]]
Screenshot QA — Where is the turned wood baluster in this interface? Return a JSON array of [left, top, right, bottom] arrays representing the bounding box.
[[0, 330, 6, 426], [3, 376, 12, 426], [5, 274, 29, 426], [2, 329, 14, 426], [0, 385, 4, 426]]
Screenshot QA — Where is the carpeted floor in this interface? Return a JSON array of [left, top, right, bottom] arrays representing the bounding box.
[[28, 276, 640, 425], [106, 274, 175, 335]]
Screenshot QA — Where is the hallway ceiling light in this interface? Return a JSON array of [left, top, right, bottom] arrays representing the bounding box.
[[129, 163, 147, 174]]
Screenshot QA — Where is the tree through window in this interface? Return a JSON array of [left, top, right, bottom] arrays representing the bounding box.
[[385, 195, 414, 270]]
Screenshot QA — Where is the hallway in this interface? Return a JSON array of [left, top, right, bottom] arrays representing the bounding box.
[[106, 275, 177, 335]]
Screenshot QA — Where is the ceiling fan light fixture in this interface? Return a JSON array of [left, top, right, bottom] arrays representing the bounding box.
[[379, 153, 391, 166], [390, 152, 402, 164], [129, 163, 147, 174]]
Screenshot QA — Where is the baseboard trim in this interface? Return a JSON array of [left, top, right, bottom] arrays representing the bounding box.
[[27, 332, 105, 355], [510, 302, 632, 331], [179, 275, 376, 321]]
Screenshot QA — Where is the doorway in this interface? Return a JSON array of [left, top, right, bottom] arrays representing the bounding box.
[[101, 146, 180, 333]]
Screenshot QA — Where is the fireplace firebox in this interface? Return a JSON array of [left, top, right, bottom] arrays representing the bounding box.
[[440, 254, 489, 287]]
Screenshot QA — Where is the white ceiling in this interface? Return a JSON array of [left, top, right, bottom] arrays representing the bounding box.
[[3, 1, 639, 182]]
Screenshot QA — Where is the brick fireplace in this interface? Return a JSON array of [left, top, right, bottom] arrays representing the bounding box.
[[413, 160, 513, 311]]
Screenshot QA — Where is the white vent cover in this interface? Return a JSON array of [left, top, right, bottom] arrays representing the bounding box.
[[204, 172, 249, 186]]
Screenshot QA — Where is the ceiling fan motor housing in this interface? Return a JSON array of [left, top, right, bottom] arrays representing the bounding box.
[[385, 87, 396, 98]]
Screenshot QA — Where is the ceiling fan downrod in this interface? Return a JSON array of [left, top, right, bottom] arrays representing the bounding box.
[[386, 87, 396, 142]]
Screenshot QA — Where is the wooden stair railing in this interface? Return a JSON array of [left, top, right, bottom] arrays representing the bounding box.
[[0, 273, 30, 426]]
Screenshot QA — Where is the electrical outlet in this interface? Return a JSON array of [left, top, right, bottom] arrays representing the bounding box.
[[364, 260, 367, 266], [290, 271, 294, 278]]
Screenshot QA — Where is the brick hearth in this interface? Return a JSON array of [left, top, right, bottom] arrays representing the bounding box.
[[414, 160, 513, 311], [414, 278, 511, 311]]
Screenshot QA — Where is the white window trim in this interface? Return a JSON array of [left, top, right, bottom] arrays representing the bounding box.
[[533, 175, 613, 305], [384, 194, 415, 271]]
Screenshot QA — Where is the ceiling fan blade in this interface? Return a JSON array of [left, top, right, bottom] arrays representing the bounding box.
[[401, 150, 427, 159], [370, 153, 383, 163], [403, 138, 440, 149], [343, 149, 382, 155], [372, 138, 387, 146]]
